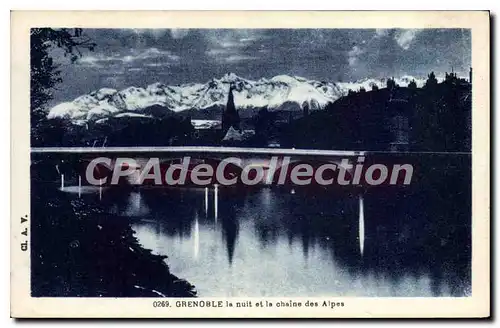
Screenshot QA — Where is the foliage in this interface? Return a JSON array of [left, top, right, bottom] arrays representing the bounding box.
[[386, 78, 398, 90], [282, 74, 471, 152], [424, 71, 438, 89], [31, 28, 96, 144]]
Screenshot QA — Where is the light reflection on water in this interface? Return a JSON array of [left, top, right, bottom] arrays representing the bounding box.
[[104, 186, 469, 297], [359, 194, 365, 256], [34, 153, 472, 297]]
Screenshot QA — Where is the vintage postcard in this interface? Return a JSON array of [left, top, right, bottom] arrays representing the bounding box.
[[11, 11, 490, 318]]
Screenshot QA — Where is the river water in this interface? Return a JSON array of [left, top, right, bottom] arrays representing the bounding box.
[[32, 153, 472, 297]]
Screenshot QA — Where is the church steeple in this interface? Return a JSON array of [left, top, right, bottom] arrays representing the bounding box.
[[222, 84, 240, 134]]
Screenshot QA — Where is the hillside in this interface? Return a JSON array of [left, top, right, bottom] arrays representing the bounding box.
[[283, 75, 471, 152]]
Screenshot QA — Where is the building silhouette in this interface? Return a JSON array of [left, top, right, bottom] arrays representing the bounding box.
[[222, 84, 240, 134]]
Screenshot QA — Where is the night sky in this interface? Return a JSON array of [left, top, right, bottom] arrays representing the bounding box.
[[49, 28, 471, 104]]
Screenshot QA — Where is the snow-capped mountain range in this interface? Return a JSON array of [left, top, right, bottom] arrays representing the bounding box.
[[48, 73, 430, 123]]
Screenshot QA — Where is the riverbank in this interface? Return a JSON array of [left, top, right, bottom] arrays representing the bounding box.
[[30, 180, 196, 297]]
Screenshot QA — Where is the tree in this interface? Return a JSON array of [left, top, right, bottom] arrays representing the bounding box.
[[253, 107, 275, 146], [408, 80, 417, 90], [31, 28, 96, 144], [371, 84, 379, 91], [424, 71, 438, 89], [386, 78, 397, 90]]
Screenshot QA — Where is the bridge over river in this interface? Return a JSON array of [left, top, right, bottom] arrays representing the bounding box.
[[31, 146, 374, 188]]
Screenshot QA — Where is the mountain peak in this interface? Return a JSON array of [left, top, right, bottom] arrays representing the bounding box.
[[220, 72, 245, 82], [47, 74, 429, 122]]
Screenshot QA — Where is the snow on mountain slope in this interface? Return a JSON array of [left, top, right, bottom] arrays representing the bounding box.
[[47, 73, 428, 122]]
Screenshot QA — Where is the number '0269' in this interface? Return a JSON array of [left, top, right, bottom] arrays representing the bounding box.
[[152, 301, 170, 308]]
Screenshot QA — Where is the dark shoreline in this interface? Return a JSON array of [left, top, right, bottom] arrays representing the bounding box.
[[31, 179, 197, 297]]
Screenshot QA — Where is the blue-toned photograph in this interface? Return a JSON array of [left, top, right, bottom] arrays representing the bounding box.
[[30, 28, 472, 298]]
